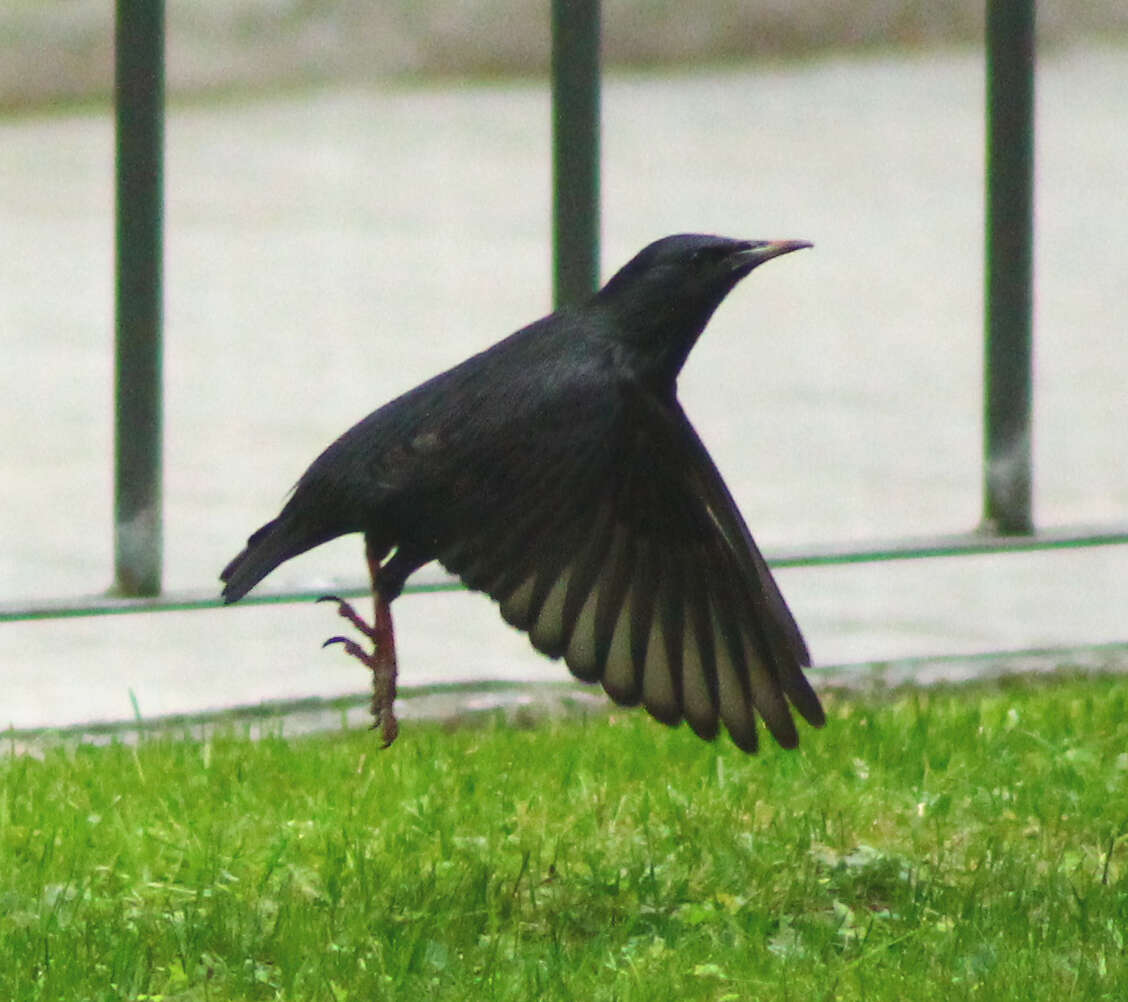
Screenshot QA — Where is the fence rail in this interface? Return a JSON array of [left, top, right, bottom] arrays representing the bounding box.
[[5, 523, 1127, 625]]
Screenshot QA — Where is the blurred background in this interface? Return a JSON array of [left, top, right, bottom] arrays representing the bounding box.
[[2, 1, 1126, 730], [3, 0, 1128, 107]]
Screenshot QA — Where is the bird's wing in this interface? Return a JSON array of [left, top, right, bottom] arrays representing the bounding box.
[[434, 384, 824, 752]]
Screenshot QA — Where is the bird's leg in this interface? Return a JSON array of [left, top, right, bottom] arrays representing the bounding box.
[[366, 590, 399, 746], [317, 541, 399, 747]]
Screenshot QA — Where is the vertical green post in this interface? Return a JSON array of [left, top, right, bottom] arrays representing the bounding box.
[[983, 0, 1035, 535], [113, 0, 165, 595], [551, 0, 601, 308]]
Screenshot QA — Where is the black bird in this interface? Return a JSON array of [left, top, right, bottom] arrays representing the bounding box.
[[221, 234, 824, 751]]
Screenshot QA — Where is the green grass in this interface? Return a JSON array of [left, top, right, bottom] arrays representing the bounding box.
[[3, 674, 1128, 1001]]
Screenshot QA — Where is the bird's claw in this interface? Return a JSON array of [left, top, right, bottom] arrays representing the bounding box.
[[316, 594, 379, 642], [322, 634, 367, 658]]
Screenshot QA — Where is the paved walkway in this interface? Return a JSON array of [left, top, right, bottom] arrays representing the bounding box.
[[2, 44, 1126, 729]]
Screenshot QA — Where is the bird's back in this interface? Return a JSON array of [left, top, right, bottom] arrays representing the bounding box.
[[221, 308, 622, 601]]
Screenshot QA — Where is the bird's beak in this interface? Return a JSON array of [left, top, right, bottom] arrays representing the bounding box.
[[730, 239, 813, 273]]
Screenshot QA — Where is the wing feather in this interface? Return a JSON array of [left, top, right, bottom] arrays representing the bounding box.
[[710, 595, 759, 752], [600, 582, 640, 705], [680, 552, 720, 741], [429, 380, 822, 752], [559, 502, 617, 680], [642, 546, 681, 725], [593, 521, 635, 674], [627, 536, 661, 704]]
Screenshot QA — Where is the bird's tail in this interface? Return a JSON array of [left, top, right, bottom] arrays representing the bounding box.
[[220, 516, 318, 604]]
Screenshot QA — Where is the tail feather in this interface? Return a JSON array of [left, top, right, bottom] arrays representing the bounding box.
[[220, 517, 314, 604]]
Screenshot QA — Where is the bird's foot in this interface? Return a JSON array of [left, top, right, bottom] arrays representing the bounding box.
[[318, 594, 399, 747]]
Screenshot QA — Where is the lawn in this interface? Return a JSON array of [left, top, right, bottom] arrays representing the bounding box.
[[2, 672, 1127, 1001]]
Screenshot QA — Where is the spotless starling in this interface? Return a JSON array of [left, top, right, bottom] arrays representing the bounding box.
[[221, 234, 824, 751]]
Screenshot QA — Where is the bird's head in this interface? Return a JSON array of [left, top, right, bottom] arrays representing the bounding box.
[[592, 233, 811, 388]]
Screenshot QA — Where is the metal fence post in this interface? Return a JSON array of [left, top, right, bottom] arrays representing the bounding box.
[[983, 0, 1035, 535], [551, 0, 601, 308], [113, 0, 166, 595]]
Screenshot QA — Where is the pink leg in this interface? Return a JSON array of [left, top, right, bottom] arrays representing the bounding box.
[[318, 543, 399, 746]]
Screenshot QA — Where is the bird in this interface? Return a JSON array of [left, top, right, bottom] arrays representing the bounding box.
[[220, 233, 825, 752]]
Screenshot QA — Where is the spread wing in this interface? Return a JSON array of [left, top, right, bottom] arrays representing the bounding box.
[[432, 384, 824, 752]]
